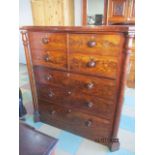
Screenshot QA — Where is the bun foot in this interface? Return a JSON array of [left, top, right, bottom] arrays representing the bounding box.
[[108, 139, 120, 152]]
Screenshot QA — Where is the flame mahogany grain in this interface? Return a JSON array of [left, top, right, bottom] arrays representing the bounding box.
[[20, 26, 135, 152]]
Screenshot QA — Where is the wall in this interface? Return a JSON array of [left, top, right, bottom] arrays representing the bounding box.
[[74, 0, 82, 26], [19, 0, 33, 64]]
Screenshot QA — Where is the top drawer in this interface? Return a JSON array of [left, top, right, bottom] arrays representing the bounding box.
[[28, 32, 67, 51], [69, 34, 125, 56]]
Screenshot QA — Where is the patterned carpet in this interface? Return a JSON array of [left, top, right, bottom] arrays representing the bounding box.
[[19, 63, 135, 155]]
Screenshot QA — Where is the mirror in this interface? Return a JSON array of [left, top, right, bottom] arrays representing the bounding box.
[[82, 0, 107, 26], [87, 0, 105, 25]]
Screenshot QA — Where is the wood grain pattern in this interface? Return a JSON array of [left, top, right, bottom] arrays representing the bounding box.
[[111, 32, 135, 143], [36, 83, 115, 120], [20, 25, 135, 151], [69, 53, 118, 78], [127, 38, 135, 88], [21, 31, 40, 121], [20, 25, 135, 33], [28, 32, 67, 51], [31, 0, 45, 25], [34, 67, 117, 100], [31, 0, 74, 26], [39, 101, 112, 145], [31, 49, 67, 70], [69, 34, 125, 55], [108, 0, 135, 24]]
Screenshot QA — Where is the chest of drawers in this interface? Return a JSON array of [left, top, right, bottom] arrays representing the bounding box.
[[20, 26, 134, 152]]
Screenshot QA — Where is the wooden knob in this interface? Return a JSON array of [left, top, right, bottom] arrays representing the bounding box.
[[68, 109, 72, 113], [87, 101, 93, 108], [48, 91, 54, 98], [44, 55, 50, 62], [86, 82, 94, 89], [87, 41, 96, 47], [85, 120, 92, 127], [51, 110, 56, 115], [67, 91, 72, 95], [87, 60, 96, 67], [42, 38, 49, 44], [46, 75, 52, 81]]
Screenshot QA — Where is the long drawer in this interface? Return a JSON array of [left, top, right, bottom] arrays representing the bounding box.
[[38, 101, 112, 144], [36, 83, 115, 120], [34, 66, 117, 100]]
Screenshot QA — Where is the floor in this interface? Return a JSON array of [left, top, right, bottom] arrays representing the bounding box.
[[19, 63, 135, 155]]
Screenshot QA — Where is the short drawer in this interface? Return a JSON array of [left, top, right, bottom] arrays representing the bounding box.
[[69, 53, 119, 78], [39, 101, 112, 143], [31, 49, 67, 69], [69, 34, 125, 56], [33, 66, 70, 87], [28, 32, 67, 51]]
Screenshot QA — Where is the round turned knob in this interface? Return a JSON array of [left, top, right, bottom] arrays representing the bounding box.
[[67, 109, 72, 113], [67, 91, 72, 95], [46, 74, 52, 81], [85, 120, 92, 127], [87, 59, 96, 67], [87, 41, 96, 47], [44, 55, 50, 62], [87, 101, 93, 108], [50, 110, 56, 115], [42, 38, 49, 44], [48, 91, 54, 98], [86, 82, 94, 89]]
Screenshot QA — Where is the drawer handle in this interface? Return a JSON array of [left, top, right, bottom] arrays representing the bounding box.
[[85, 120, 92, 127], [50, 110, 56, 115], [87, 59, 96, 67], [67, 109, 72, 113], [44, 55, 50, 62], [42, 38, 49, 44], [48, 91, 54, 98], [87, 41, 96, 47], [67, 91, 72, 95], [87, 101, 93, 108], [86, 82, 94, 89], [46, 74, 52, 81]]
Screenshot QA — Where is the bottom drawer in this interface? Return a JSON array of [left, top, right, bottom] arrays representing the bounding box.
[[38, 101, 113, 144]]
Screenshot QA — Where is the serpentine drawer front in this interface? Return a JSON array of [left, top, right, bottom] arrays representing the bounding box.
[[20, 26, 135, 152]]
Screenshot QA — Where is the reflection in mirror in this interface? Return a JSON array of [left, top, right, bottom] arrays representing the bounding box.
[[87, 0, 104, 25]]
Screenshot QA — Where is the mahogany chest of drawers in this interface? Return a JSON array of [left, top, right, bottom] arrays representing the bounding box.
[[20, 26, 135, 151]]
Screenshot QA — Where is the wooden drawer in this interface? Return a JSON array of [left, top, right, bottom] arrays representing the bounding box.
[[34, 67, 117, 100], [28, 32, 67, 51], [40, 97, 114, 120], [36, 83, 70, 101], [69, 34, 125, 56], [36, 83, 115, 120], [34, 66, 69, 87], [39, 101, 112, 143], [31, 49, 67, 69], [69, 53, 119, 78], [66, 72, 116, 100]]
